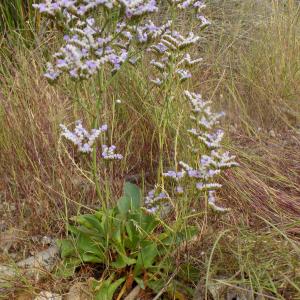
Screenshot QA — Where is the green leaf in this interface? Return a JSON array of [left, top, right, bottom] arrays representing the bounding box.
[[117, 196, 132, 215], [77, 233, 105, 262], [72, 214, 103, 233], [147, 279, 165, 293], [124, 211, 158, 249], [55, 257, 81, 278], [124, 182, 141, 206], [67, 224, 81, 235], [111, 219, 123, 245], [107, 277, 125, 300], [111, 253, 136, 269], [94, 277, 125, 300], [68, 223, 98, 238], [125, 220, 139, 248], [82, 253, 104, 263], [131, 212, 158, 234], [111, 238, 137, 269], [99, 213, 109, 235], [117, 182, 141, 214], [134, 243, 158, 276], [57, 239, 75, 259], [111, 255, 127, 269], [135, 277, 145, 289]]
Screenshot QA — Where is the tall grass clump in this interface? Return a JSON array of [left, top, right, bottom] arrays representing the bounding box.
[[202, 0, 300, 131], [0, 0, 37, 38]]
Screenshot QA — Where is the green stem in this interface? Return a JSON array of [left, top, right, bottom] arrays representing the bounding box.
[[92, 68, 105, 208], [157, 50, 177, 187]]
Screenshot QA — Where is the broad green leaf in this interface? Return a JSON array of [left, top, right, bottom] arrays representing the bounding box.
[[111, 252, 136, 269], [124, 182, 141, 206], [94, 277, 125, 300], [117, 196, 133, 215], [134, 277, 145, 289], [134, 243, 158, 276], [99, 210, 114, 237], [68, 223, 99, 238], [111, 254, 127, 269], [82, 253, 104, 263], [111, 219, 122, 245], [77, 233, 105, 261], [117, 182, 141, 214], [106, 277, 125, 300], [67, 224, 81, 235], [72, 214, 103, 233], [131, 212, 159, 234], [55, 257, 81, 278], [124, 211, 158, 249], [112, 240, 137, 269], [125, 220, 139, 248], [94, 211, 104, 220], [57, 239, 75, 259]]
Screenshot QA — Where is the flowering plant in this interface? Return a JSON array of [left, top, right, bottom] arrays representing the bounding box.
[[146, 91, 239, 213], [34, 0, 238, 297], [33, 0, 215, 198], [57, 182, 197, 298], [33, 0, 209, 81]]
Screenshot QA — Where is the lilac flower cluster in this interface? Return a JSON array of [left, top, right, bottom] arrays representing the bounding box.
[[144, 189, 168, 214], [33, 0, 208, 81], [101, 145, 123, 160], [149, 31, 203, 85], [42, 17, 132, 80], [34, 0, 234, 213], [60, 120, 107, 153], [33, 0, 158, 18], [145, 1, 210, 86], [142, 3, 238, 213], [157, 92, 238, 212], [136, 20, 172, 43], [33, 1, 178, 81], [169, 0, 210, 23], [156, 91, 238, 212], [60, 120, 122, 159]]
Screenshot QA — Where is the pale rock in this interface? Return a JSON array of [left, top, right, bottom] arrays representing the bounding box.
[[0, 245, 59, 286], [269, 130, 276, 138], [17, 245, 59, 281], [35, 291, 62, 300], [66, 282, 91, 300], [124, 286, 141, 300]]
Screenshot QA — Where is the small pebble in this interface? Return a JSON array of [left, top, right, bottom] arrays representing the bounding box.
[[269, 130, 276, 137], [35, 291, 62, 300]]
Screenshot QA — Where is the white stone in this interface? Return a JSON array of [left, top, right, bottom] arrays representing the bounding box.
[[35, 291, 62, 300]]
